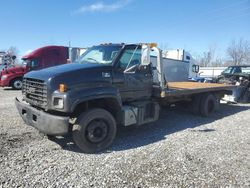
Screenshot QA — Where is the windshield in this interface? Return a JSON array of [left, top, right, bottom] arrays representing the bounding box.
[[222, 67, 233, 74], [78, 45, 122, 64], [22, 59, 31, 67], [22, 59, 39, 68]]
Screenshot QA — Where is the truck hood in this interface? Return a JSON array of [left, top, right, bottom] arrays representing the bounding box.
[[25, 63, 113, 89], [26, 63, 111, 79], [2, 66, 25, 74]]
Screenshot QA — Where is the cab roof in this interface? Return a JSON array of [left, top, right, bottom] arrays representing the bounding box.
[[22, 46, 67, 60], [228, 65, 250, 67]]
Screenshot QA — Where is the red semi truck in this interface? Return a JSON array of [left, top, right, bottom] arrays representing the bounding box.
[[0, 46, 85, 89]]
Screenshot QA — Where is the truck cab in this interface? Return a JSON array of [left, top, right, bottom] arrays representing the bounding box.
[[220, 65, 250, 77], [0, 46, 69, 89], [15, 43, 233, 153]]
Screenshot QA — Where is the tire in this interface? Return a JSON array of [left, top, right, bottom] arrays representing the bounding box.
[[200, 93, 218, 117], [213, 94, 220, 111], [11, 78, 22, 90], [72, 108, 117, 153]]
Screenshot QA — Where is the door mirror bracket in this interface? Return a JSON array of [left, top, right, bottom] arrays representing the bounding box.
[[124, 64, 139, 73]]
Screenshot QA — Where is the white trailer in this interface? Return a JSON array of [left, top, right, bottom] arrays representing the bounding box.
[[199, 67, 226, 78]]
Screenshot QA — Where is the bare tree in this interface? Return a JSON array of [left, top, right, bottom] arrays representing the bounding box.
[[197, 51, 211, 67], [227, 38, 250, 65], [197, 45, 219, 67], [7, 46, 19, 64], [211, 57, 224, 67], [7, 46, 19, 57], [159, 43, 168, 51]]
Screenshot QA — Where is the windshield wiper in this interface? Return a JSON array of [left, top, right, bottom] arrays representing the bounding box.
[[86, 57, 98, 63]]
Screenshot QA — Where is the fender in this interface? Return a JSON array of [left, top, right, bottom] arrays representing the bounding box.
[[68, 86, 122, 113], [0, 73, 24, 87]]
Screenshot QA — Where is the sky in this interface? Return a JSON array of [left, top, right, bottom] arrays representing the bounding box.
[[0, 0, 249, 59]]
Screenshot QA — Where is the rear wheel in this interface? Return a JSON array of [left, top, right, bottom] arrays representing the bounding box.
[[72, 108, 117, 153], [11, 78, 22, 90], [200, 93, 219, 117]]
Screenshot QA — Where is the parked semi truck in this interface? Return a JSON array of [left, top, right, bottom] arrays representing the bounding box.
[[15, 43, 234, 153], [163, 49, 199, 78], [0, 46, 86, 89]]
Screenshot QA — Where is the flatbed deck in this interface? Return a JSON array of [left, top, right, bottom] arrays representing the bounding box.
[[163, 82, 235, 97]]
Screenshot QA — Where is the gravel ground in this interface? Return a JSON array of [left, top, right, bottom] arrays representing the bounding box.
[[0, 87, 250, 187]]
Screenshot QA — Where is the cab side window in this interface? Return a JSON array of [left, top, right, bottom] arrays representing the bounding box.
[[233, 67, 242, 74], [118, 46, 141, 71]]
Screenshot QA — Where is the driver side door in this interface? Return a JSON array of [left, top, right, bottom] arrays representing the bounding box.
[[113, 45, 153, 102]]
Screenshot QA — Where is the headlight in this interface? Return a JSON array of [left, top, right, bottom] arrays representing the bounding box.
[[1, 75, 7, 80], [53, 97, 64, 109], [59, 84, 67, 93]]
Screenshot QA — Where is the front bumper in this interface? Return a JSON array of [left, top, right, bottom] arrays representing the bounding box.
[[15, 98, 69, 135]]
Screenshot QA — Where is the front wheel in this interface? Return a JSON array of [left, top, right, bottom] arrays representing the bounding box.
[[11, 78, 22, 90], [72, 108, 117, 153]]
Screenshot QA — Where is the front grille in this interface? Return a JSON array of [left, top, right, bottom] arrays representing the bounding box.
[[22, 78, 47, 108]]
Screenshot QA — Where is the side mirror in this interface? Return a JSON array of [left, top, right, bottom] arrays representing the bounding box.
[[192, 65, 199, 73], [141, 44, 150, 66]]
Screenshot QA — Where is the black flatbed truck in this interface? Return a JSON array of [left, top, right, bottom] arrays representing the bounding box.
[[15, 43, 234, 153]]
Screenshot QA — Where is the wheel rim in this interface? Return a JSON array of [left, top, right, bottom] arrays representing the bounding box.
[[14, 80, 22, 89], [86, 120, 108, 143]]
